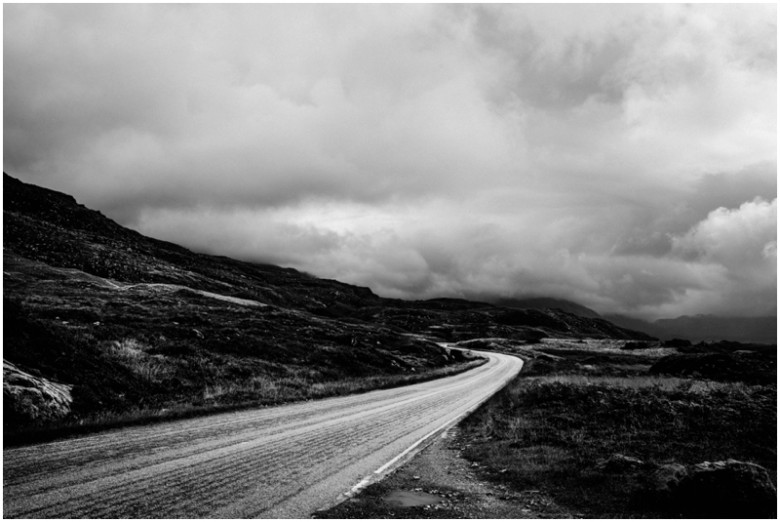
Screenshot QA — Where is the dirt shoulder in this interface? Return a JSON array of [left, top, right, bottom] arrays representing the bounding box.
[[316, 426, 576, 519]]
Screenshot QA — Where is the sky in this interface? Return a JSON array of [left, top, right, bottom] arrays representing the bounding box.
[[4, 3, 777, 320]]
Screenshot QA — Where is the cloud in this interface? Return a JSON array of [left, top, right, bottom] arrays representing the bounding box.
[[673, 198, 776, 287], [4, 4, 776, 319]]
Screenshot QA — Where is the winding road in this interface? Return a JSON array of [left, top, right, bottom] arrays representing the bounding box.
[[3, 350, 523, 518]]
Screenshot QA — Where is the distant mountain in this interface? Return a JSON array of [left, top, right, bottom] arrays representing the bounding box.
[[490, 297, 602, 319], [605, 314, 777, 345], [489, 297, 776, 345], [3, 173, 651, 429]]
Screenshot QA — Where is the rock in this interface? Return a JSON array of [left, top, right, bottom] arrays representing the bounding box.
[[644, 463, 688, 500], [598, 453, 646, 473], [673, 460, 776, 519], [3, 359, 73, 424], [661, 338, 692, 348]]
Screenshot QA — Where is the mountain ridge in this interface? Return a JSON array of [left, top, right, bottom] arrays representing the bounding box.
[[490, 292, 776, 345]]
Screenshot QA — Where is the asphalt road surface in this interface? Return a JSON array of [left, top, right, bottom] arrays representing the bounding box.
[[3, 350, 523, 518]]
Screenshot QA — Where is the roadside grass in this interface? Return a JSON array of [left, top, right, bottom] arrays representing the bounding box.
[[4, 358, 485, 447], [198, 358, 488, 405], [457, 345, 776, 518], [526, 374, 745, 392], [103, 338, 176, 383]]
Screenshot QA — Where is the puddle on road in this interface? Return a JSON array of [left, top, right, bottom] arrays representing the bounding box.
[[383, 490, 444, 508]]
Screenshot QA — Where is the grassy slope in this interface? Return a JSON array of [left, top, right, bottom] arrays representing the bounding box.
[[4, 255, 484, 441], [457, 343, 776, 518]]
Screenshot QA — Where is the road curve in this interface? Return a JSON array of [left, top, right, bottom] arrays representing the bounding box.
[[3, 350, 523, 518]]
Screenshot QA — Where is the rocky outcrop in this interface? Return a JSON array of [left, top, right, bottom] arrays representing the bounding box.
[[4, 359, 73, 424], [597, 453, 646, 473], [673, 460, 776, 519], [637, 462, 688, 507], [635, 459, 776, 518]]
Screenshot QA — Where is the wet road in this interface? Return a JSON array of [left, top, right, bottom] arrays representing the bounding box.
[[3, 350, 523, 518]]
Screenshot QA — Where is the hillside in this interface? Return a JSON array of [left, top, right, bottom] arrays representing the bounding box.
[[3, 173, 650, 435]]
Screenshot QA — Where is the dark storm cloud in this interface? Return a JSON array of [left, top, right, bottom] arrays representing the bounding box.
[[4, 4, 776, 319]]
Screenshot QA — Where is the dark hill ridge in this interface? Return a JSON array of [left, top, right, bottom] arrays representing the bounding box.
[[3, 174, 380, 311], [490, 297, 602, 319], [3, 173, 650, 432]]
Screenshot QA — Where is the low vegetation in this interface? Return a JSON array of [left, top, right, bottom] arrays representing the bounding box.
[[458, 343, 776, 517], [4, 285, 486, 445], [6, 355, 484, 446]]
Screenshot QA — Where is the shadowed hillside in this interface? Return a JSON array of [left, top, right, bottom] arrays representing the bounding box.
[[3, 173, 650, 437]]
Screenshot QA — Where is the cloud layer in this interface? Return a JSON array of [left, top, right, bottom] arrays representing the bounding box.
[[4, 4, 776, 319]]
